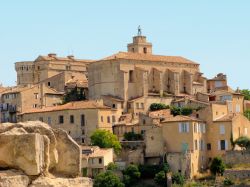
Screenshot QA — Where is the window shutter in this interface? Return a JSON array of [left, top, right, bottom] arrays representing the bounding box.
[[218, 141, 221, 150], [225, 140, 228, 150], [187, 123, 189, 133], [179, 123, 182, 133], [203, 124, 206, 133]]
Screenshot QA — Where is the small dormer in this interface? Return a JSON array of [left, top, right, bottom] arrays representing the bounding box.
[[127, 26, 152, 54]]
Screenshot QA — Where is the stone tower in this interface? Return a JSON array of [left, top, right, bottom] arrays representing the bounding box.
[[127, 26, 152, 54]]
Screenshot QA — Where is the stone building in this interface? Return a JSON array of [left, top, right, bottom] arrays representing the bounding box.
[[18, 100, 119, 144], [15, 53, 92, 86], [88, 33, 207, 114], [81, 146, 113, 178], [0, 84, 63, 123]]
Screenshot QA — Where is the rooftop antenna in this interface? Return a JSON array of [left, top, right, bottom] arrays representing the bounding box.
[[138, 25, 142, 36]]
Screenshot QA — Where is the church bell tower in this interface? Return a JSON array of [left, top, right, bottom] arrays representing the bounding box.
[[127, 26, 152, 54]]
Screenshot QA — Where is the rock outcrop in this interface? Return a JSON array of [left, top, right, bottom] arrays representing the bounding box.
[[0, 121, 93, 187]]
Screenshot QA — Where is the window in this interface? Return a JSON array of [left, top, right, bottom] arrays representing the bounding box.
[[33, 104, 38, 108], [219, 125, 225, 134], [98, 158, 102, 164], [143, 47, 147, 54], [101, 116, 103, 122], [112, 104, 116, 108], [136, 103, 139, 109], [215, 81, 223, 88], [48, 82, 51, 87], [82, 138, 85, 143], [220, 140, 226, 150], [59, 115, 64, 124], [112, 116, 116, 123], [179, 122, 189, 133], [194, 140, 198, 150], [181, 143, 189, 152], [236, 104, 241, 113], [207, 143, 211, 150], [70, 115, 74, 124], [199, 140, 204, 151], [39, 117, 43, 122], [81, 115, 85, 126], [129, 70, 134, 82], [143, 119, 146, 125], [82, 129, 85, 135], [107, 116, 110, 123], [47, 117, 51, 125], [132, 48, 135, 52], [34, 93, 38, 99], [194, 123, 197, 133]]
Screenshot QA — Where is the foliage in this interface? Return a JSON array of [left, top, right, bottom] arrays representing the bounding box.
[[149, 103, 169, 111], [123, 164, 141, 186], [234, 136, 250, 150], [123, 132, 143, 141], [91, 130, 121, 154], [240, 89, 250, 100], [107, 162, 118, 171], [172, 173, 185, 185], [139, 163, 170, 179], [62, 87, 86, 104], [170, 106, 193, 116], [244, 110, 250, 120], [210, 157, 225, 176], [94, 171, 125, 187], [223, 178, 234, 186], [154, 171, 166, 186], [230, 132, 235, 150]]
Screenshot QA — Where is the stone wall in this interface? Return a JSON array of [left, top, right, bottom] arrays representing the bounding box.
[[223, 150, 250, 165], [224, 169, 250, 179]]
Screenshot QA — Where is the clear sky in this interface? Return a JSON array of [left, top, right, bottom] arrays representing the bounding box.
[[0, 1, 249, 89]]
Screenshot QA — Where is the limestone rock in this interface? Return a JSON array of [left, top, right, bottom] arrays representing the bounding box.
[[29, 176, 93, 187], [0, 169, 30, 187]]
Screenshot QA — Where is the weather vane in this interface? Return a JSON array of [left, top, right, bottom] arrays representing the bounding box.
[[138, 25, 142, 36]]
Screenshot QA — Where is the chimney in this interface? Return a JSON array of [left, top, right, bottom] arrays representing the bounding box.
[[48, 53, 57, 57]]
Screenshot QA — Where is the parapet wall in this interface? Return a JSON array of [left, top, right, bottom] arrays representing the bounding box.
[[223, 150, 250, 165]]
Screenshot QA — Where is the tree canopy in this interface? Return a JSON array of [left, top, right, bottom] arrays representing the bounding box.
[[244, 110, 250, 120], [94, 171, 124, 187], [234, 136, 250, 150], [210, 157, 225, 176], [90, 130, 121, 154], [240, 89, 250, 100], [149, 103, 169, 111], [124, 132, 143, 141], [123, 164, 141, 186], [62, 87, 86, 104]]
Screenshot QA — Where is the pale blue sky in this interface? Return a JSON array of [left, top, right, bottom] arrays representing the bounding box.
[[0, 1, 249, 89]]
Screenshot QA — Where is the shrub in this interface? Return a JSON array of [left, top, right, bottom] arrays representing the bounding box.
[[223, 178, 234, 186], [123, 164, 141, 186], [154, 171, 166, 186], [139, 163, 170, 179], [172, 173, 185, 185], [181, 107, 193, 116], [234, 136, 250, 150], [170, 106, 193, 116], [210, 157, 225, 176], [94, 171, 124, 187], [124, 132, 143, 141], [107, 162, 118, 171], [150, 103, 169, 111]]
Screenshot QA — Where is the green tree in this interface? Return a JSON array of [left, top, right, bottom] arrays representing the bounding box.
[[62, 87, 86, 104], [107, 162, 118, 171], [170, 106, 193, 116], [240, 89, 250, 100], [149, 103, 169, 111], [244, 109, 250, 120], [234, 136, 250, 150], [124, 132, 143, 141], [154, 171, 166, 186], [91, 130, 122, 154], [210, 157, 225, 176], [94, 171, 124, 187], [172, 173, 185, 185], [123, 164, 141, 186]]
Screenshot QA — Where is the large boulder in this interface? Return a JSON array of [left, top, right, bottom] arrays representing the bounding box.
[[30, 176, 93, 187], [0, 121, 81, 177], [0, 169, 30, 187]]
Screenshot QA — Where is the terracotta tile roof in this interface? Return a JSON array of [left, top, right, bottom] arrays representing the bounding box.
[[214, 114, 235, 122], [35, 55, 93, 63], [161, 115, 202, 123], [149, 109, 172, 118], [65, 78, 88, 88], [20, 100, 110, 115], [81, 146, 112, 158], [102, 95, 124, 102], [1, 86, 32, 95], [99, 52, 199, 65]]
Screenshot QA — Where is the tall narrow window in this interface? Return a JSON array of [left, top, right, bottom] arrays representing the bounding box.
[[70, 115, 74, 124], [59, 115, 64, 124], [81, 115, 85, 126], [129, 70, 134, 82], [143, 47, 147, 54]]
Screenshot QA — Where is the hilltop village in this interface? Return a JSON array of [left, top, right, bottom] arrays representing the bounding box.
[[1, 31, 250, 186]]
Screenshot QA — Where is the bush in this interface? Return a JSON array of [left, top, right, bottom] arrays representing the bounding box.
[[181, 107, 193, 116], [223, 178, 234, 186], [172, 173, 185, 185], [244, 110, 250, 120], [107, 162, 118, 171], [234, 136, 250, 150], [210, 157, 225, 176], [150, 103, 169, 111], [123, 164, 141, 186], [124, 132, 143, 141], [154, 171, 166, 186], [170, 106, 193, 116], [94, 171, 124, 187], [139, 163, 170, 179]]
